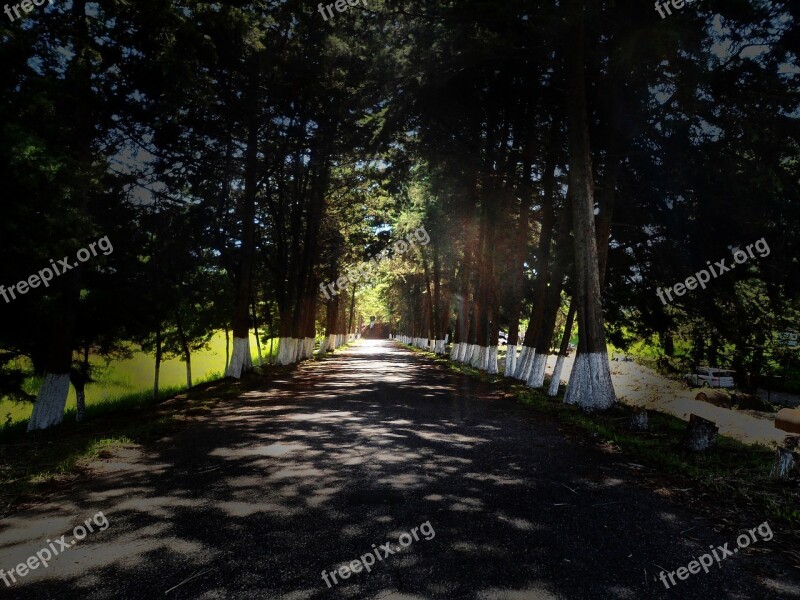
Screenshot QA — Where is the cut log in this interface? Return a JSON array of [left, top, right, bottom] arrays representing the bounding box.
[[629, 407, 648, 432], [684, 414, 718, 452], [770, 436, 799, 479], [776, 408, 800, 435], [695, 390, 733, 408]]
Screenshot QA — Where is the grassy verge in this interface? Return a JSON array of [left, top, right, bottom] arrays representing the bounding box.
[[403, 344, 800, 532]]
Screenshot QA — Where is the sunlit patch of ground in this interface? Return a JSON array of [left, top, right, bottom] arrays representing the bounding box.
[[544, 354, 786, 446]]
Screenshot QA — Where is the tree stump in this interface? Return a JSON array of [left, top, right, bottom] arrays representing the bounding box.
[[684, 414, 718, 451], [770, 436, 799, 479], [629, 407, 648, 431]]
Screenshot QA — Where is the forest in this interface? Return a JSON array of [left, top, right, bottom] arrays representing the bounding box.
[[1, 1, 799, 598], [1, 0, 797, 431]]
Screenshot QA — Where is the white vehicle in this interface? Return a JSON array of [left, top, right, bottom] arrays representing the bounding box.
[[685, 368, 735, 389]]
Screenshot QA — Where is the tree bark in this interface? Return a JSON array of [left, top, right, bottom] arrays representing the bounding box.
[[27, 0, 92, 432], [153, 325, 162, 401], [176, 312, 192, 388], [549, 301, 577, 396], [562, 0, 616, 411], [226, 93, 259, 378], [252, 299, 263, 366], [684, 414, 718, 451]]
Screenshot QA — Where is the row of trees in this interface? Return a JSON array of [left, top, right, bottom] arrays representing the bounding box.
[[0, 0, 401, 431], [1, 0, 798, 430], [382, 0, 799, 408]]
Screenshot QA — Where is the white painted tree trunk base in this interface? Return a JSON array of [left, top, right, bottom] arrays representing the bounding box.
[[487, 346, 499, 374], [293, 337, 305, 361], [512, 346, 524, 378], [504, 345, 517, 377], [770, 440, 799, 479], [470, 345, 480, 368], [226, 337, 252, 378], [518, 348, 535, 381], [277, 338, 296, 365], [462, 344, 474, 365], [27, 372, 71, 431], [514, 347, 531, 380], [563, 352, 617, 411], [527, 353, 548, 388], [471, 345, 485, 369], [548, 355, 566, 396]]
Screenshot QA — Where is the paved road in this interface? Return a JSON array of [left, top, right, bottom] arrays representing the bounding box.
[[1, 340, 798, 599]]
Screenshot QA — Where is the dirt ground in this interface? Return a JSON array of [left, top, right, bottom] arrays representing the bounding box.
[[541, 353, 791, 448]]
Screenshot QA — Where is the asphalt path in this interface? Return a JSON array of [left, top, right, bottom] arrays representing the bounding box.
[[1, 340, 798, 599]]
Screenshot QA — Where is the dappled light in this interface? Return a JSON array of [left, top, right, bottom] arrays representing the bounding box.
[[2, 341, 797, 598]]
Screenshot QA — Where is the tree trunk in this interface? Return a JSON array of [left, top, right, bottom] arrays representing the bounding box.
[[226, 66, 260, 379], [153, 325, 162, 401], [224, 327, 230, 372], [562, 0, 616, 411], [28, 374, 72, 431], [348, 285, 356, 338], [549, 301, 577, 396], [629, 407, 648, 432], [252, 299, 263, 366], [527, 231, 570, 389], [28, 0, 92, 432], [684, 414, 718, 451], [770, 437, 799, 479], [75, 386, 86, 423], [176, 312, 192, 388], [72, 343, 91, 423]]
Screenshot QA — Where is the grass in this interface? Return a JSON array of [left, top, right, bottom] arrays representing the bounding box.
[[403, 344, 800, 531], [0, 330, 280, 429]]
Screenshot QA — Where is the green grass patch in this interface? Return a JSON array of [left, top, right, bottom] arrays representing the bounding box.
[[0, 330, 278, 428]]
